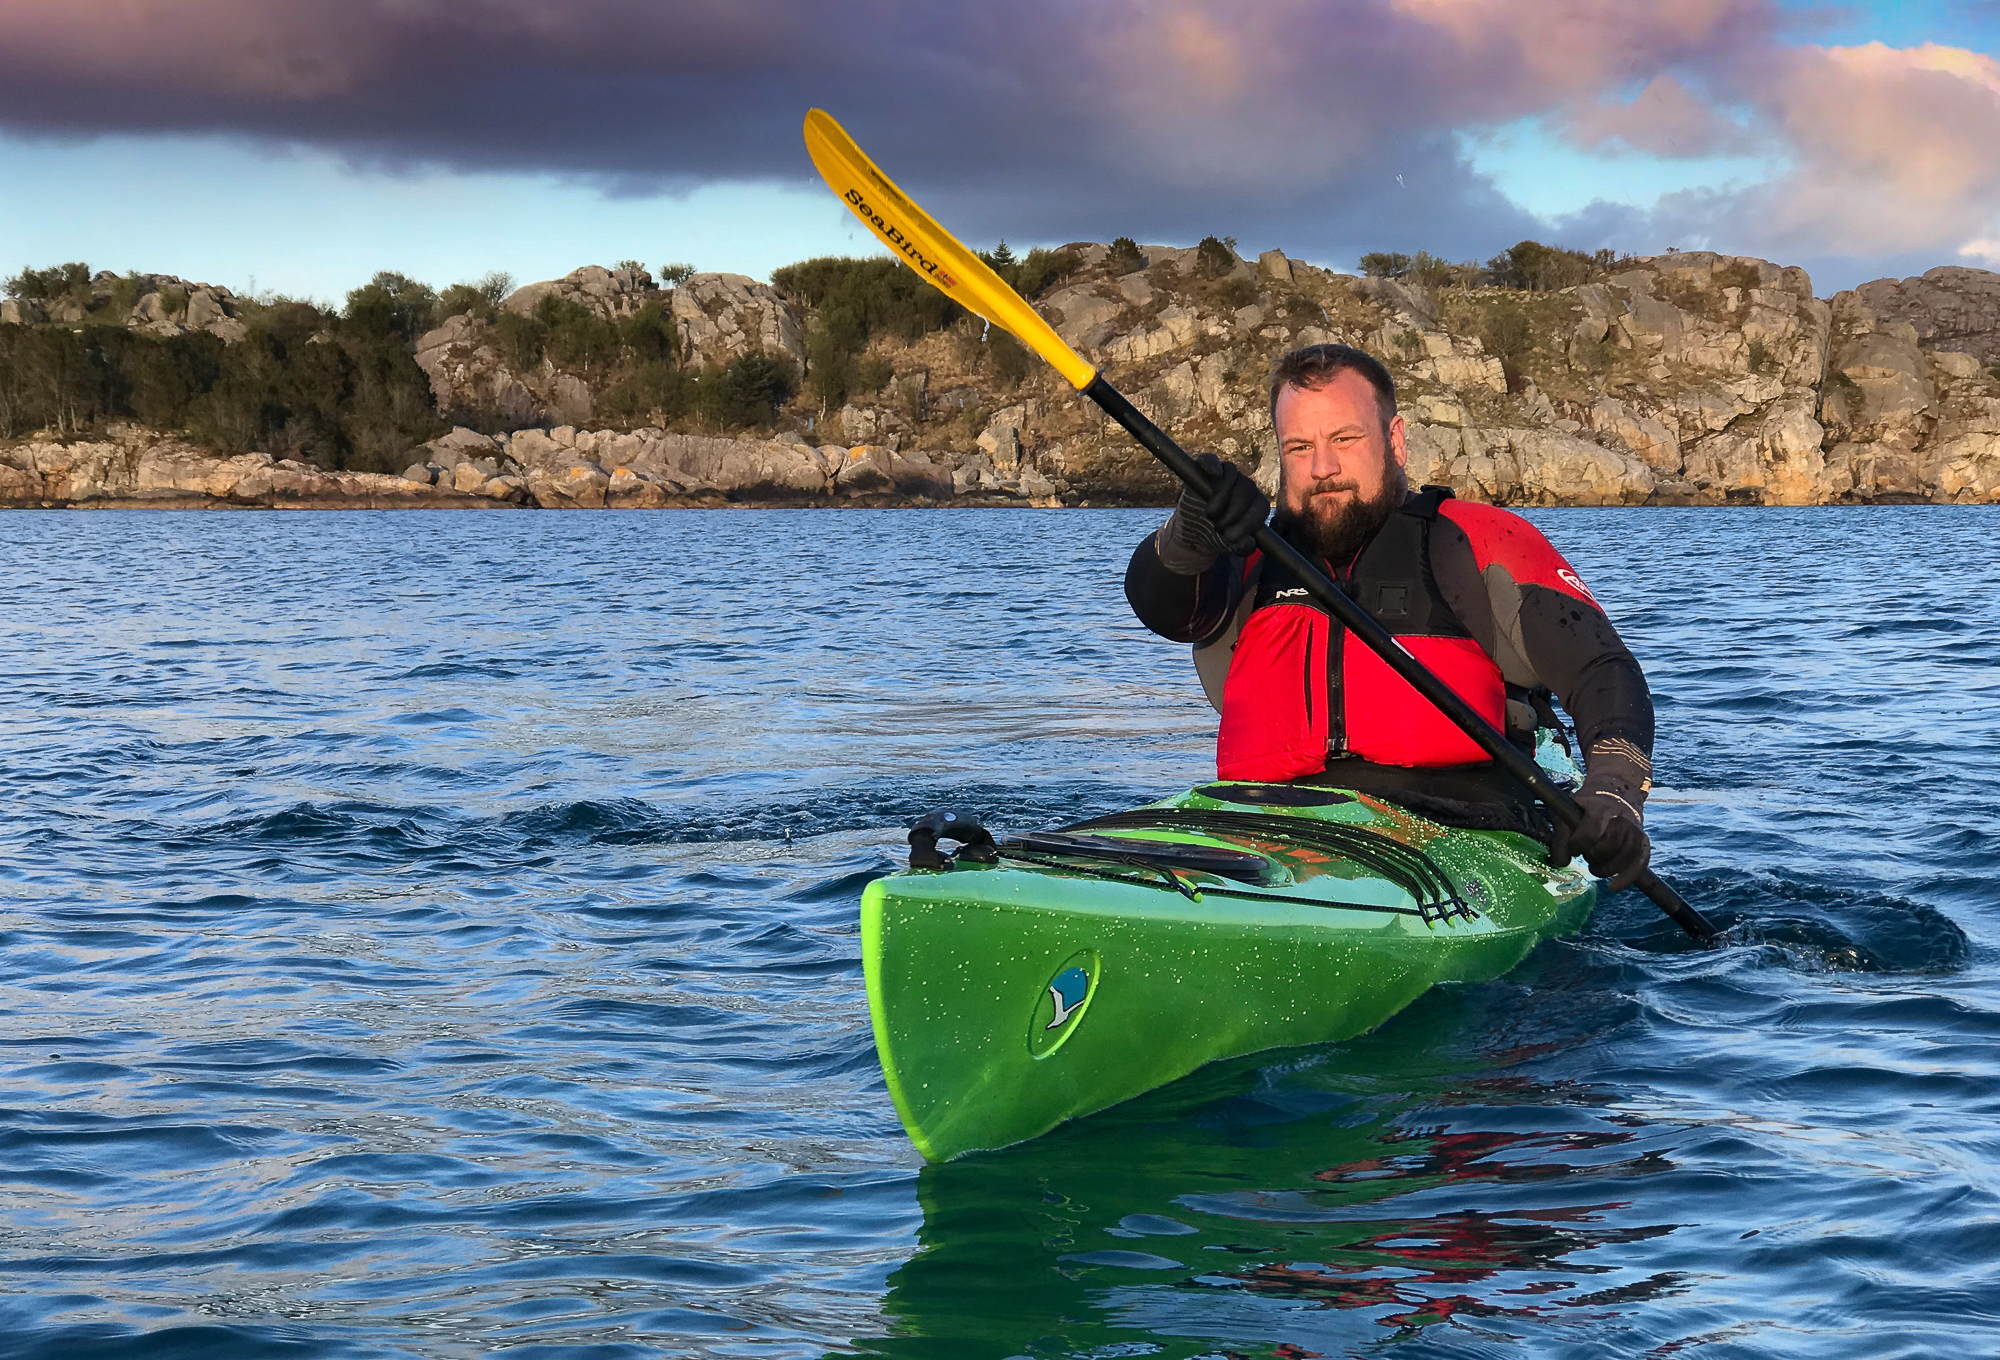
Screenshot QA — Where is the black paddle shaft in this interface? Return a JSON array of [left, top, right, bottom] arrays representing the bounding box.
[[1082, 376, 1718, 944]]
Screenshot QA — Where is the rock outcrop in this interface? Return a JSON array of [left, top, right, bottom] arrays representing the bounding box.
[[872, 244, 1996, 506], [670, 273, 805, 368], [0, 430, 505, 508], [1854, 267, 2000, 364], [409, 268, 807, 430], [10, 248, 2000, 508], [502, 264, 660, 324], [419, 425, 1035, 508], [0, 271, 246, 341], [415, 314, 550, 426]]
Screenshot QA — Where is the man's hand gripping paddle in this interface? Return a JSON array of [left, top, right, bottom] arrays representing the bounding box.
[[802, 108, 1717, 944]]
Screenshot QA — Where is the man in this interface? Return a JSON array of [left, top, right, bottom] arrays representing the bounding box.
[[1124, 343, 1653, 891]]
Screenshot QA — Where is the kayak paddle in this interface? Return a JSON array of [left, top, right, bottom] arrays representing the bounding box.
[[801, 108, 1717, 945]]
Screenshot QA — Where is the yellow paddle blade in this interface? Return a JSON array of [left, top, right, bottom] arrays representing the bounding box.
[[803, 108, 1098, 391]]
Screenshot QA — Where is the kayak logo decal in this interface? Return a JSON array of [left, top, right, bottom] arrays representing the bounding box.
[[1029, 949, 1100, 1059], [1046, 968, 1089, 1029]]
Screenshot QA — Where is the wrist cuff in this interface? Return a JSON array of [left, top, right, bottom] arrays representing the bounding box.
[[1154, 513, 1220, 575]]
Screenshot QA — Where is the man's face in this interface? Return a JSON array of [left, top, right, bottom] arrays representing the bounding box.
[[1274, 369, 1407, 527]]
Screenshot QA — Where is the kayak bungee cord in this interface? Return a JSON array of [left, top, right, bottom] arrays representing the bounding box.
[[993, 847, 1466, 923], [912, 808, 1475, 923], [1068, 808, 1474, 921]]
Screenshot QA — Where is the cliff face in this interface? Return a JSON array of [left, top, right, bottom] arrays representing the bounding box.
[[414, 266, 806, 428], [6, 249, 2000, 509], [1007, 246, 1999, 507]]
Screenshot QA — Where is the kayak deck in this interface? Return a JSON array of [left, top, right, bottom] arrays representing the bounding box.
[[861, 781, 1596, 1161]]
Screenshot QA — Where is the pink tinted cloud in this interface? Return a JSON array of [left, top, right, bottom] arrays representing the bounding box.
[[1565, 76, 1754, 157], [1756, 42, 2000, 251], [1073, 0, 1777, 185], [1632, 40, 2000, 264]]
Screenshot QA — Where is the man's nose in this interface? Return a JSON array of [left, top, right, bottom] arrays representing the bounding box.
[[1309, 440, 1344, 480]]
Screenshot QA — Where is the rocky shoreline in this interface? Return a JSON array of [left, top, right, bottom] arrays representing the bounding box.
[[6, 246, 2000, 509], [0, 426, 1080, 510]]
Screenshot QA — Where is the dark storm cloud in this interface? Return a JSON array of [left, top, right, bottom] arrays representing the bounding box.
[[8, 1, 1996, 273]]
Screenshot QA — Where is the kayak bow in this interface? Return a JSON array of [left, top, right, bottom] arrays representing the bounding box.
[[862, 781, 1596, 1162]]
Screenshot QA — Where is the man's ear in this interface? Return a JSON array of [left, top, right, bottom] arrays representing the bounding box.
[[1388, 413, 1408, 468]]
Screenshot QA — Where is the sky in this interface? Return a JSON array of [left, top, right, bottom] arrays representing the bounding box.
[[3, 0, 1999, 303]]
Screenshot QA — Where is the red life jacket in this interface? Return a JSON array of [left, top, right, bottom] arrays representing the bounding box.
[[1215, 489, 1506, 781]]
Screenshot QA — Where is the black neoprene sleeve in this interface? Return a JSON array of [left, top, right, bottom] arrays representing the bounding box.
[[1124, 532, 1241, 645]]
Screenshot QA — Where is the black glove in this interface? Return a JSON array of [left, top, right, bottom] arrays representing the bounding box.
[[1549, 786, 1650, 893], [1154, 452, 1268, 574]]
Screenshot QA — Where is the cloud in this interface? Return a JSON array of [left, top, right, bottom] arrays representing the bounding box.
[[1, 0, 1996, 278], [1564, 76, 1754, 157], [1612, 40, 2000, 270]]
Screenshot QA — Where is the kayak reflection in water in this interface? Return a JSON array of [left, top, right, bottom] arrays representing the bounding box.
[[853, 1040, 1689, 1359], [1124, 342, 1657, 892]]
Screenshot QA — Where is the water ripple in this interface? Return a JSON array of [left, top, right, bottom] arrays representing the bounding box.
[[0, 505, 1993, 1358]]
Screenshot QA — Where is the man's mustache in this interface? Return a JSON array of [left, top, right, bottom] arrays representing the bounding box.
[[1293, 478, 1358, 503]]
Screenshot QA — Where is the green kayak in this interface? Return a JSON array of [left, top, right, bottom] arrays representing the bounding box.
[[861, 779, 1597, 1162]]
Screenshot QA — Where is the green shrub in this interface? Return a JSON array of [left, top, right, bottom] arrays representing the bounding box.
[[1480, 300, 1534, 391], [1485, 241, 1604, 292], [494, 310, 544, 372], [775, 255, 964, 409], [1715, 261, 1762, 294], [0, 326, 108, 436], [97, 275, 141, 321], [773, 256, 963, 344], [438, 272, 513, 322], [1408, 252, 1454, 288], [808, 342, 855, 410], [989, 331, 1032, 387], [117, 329, 226, 428], [0, 281, 437, 464], [1015, 246, 1079, 298], [1747, 337, 1771, 373], [600, 360, 695, 424], [708, 351, 796, 427], [658, 263, 696, 285], [5, 262, 90, 302], [1108, 237, 1146, 274], [342, 271, 439, 344], [855, 354, 894, 394], [617, 301, 678, 365], [1195, 235, 1236, 279], [436, 283, 488, 321], [1359, 252, 1412, 279], [1211, 276, 1258, 310], [535, 294, 620, 375]]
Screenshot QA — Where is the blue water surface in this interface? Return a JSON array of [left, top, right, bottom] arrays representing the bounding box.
[[0, 506, 1993, 1359]]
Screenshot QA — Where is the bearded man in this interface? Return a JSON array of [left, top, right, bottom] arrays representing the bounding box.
[[1124, 342, 1654, 890]]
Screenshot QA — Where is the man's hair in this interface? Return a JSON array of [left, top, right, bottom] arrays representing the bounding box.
[[1267, 343, 1397, 432]]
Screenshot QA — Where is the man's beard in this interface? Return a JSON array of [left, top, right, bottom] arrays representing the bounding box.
[[1274, 466, 1408, 567]]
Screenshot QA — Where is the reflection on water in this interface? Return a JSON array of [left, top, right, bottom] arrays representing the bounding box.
[[0, 507, 1995, 1358], [862, 985, 1705, 1358]]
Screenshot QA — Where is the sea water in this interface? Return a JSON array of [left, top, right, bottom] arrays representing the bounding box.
[[0, 506, 1992, 1359]]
